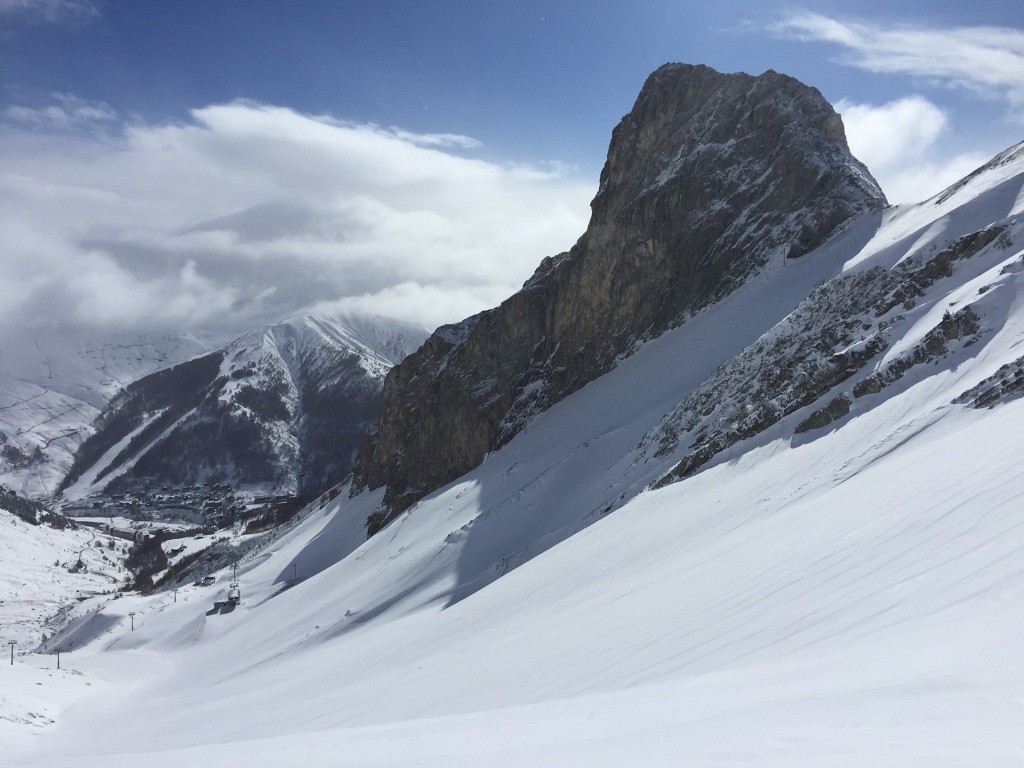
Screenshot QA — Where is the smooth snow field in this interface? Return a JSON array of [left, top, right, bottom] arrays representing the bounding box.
[[4, 152, 1024, 766]]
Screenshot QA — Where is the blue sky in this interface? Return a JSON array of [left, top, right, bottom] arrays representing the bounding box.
[[1, 0, 1023, 345], [4, 1, 1022, 171]]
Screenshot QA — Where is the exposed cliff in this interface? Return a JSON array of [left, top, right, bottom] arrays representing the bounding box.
[[353, 63, 886, 530]]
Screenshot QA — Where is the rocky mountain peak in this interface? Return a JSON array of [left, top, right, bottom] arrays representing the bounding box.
[[604, 65, 845, 180], [352, 63, 887, 530], [593, 62, 882, 252]]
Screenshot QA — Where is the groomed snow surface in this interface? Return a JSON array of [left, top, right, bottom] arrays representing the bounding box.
[[4, 153, 1024, 766]]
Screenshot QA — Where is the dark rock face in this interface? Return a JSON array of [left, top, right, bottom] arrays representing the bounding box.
[[794, 395, 852, 434], [954, 353, 1024, 409], [354, 63, 886, 530]]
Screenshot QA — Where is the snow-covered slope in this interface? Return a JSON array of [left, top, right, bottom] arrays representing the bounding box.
[[0, 374, 97, 498], [60, 314, 427, 500], [0, 331, 223, 499], [2, 330, 225, 409], [5, 143, 1024, 766], [0, 507, 127, 655]]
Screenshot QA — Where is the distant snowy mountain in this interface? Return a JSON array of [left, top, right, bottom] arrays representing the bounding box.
[[2, 329, 225, 409], [0, 372, 97, 498], [0, 331, 222, 498], [59, 314, 428, 500]]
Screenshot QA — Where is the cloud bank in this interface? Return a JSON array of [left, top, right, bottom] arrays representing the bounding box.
[[772, 10, 1024, 204], [0, 98, 594, 350], [836, 96, 989, 204], [0, 0, 98, 25], [772, 11, 1024, 111]]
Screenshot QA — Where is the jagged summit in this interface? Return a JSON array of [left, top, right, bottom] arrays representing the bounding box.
[[353, 63, 886, 527], [594, 63, 883, 220], [271, 312, 430, 372]]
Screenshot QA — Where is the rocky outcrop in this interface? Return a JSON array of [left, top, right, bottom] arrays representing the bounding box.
[[354, 63, 886, 532], [646, 265, 895, 486], [954, 354, 1024, 408], [794, 395, 852, 434], [644, 219, 1009, 487], [853, 306, 982, 398]]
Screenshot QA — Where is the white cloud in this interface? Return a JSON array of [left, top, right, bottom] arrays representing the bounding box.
[[769, 11, 1019, 203], [772, 11, 1024, 113], [0, 96, 594, 346], [310, 282, 517, 333], [3, 93, 117, 130], [836, 95, 989, 204], [0, 0, 98, 24], [875, 152, 990, 206], [836, 96, 946, 169], [386, 128, 483, 150]]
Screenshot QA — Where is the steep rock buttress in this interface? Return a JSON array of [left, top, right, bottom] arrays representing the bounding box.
[[353, 63, 887, 531]]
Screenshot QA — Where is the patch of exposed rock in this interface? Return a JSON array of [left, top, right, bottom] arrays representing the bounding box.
[[954, 355, 1024, 408], [647, 224, 1005, 486], [354, 63, 886, 533], [853, 306, 981, 398], [794, 395, 852, 434]]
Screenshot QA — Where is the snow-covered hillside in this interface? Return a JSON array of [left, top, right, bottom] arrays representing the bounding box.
[[0, 331, 223, 498], [0, 373, 97, 498], [3, 143, 1023, 766], [0, 508, 127, 656], [2, 330, 225, 409]]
